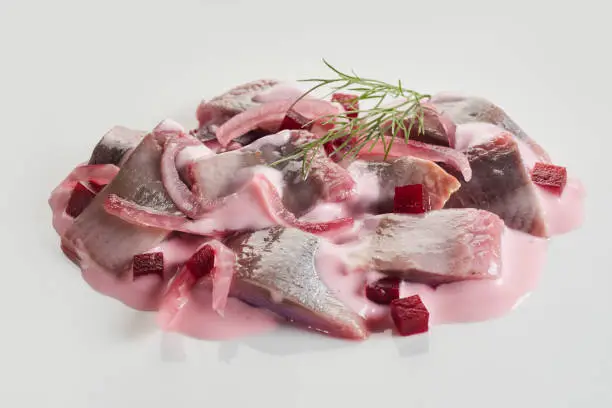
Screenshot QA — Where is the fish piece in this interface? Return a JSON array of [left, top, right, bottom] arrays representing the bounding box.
[[357, 137, 472, 182], [225, 227, 369, 340], [197, 79, 281, 127], [190, 130, 355, 216], [348, 156, 460, 214], [382, 102, 457, 147], [429, 93, 550, 162], [64, 133, 179, 274], [88, 126, 145, 166], [196, 80, 306, 145], [443, 133, 547, 237], [368, 209, 504, 286]]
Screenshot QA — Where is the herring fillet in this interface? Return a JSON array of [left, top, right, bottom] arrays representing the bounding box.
[[430, 93, 550, 162], [443, 134, 547, 237], [88, 126, 145, 166], [369, 209, 504, 286], [226, 227, 368, 340], [348, 157, 460, 214], [65, 134, 179, 274]]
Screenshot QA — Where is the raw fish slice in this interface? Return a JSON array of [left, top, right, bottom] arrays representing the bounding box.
[[197, 79, 280, 126], [225, 227, 369, 340], [64, 133, 179, 274], [189, 130, 355, 216], [443, 134, 547, 237], [188, 150, 266, 204], [196, 80, 306, 145], [348, 156, 460, 213], [382, 102, 456, 147], [368, 209, 504, 286], [429, 93, 550, 162], [357, 137, 472, 182], [88, 126, 145, 166]]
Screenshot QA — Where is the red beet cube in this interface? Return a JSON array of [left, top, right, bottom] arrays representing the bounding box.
[[185, 245, 215, 279], [394, 184, 430, 214], [531, 162, 567, 195], [390, 295, 429, 336], [132, 252, 164, 278], [332, 93, 359, 119], [366, 277, 401, 305], [323, 131, 357, 160], [65, 182, 96, 218], [279, 109, 312, 131]]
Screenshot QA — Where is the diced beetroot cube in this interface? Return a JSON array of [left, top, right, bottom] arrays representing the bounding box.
[[132, 252, 164, 278], [185, 245, 215, 279], [324, 141, 336, 157], [366, 277, 401, 305], [394, 184, 430, 214], [390, 295, 429, 336], [279, 109, 312, 131], [88, 180, 107, 193], [332, 93, 359, 119], [65, 182, 96, 218], [531, 162, 567, 195], [323, 136, 349, 158]]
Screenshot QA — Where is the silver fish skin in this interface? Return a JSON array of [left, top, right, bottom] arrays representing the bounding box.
[[429, 93, 550, 162], [369, 209, 504, 286], [88, 125, 145, 167], [65, 133, 178, 274], [226, 227, 369, 340]]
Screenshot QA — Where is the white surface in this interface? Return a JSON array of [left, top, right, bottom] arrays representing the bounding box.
[[1, 0, 610, 407]]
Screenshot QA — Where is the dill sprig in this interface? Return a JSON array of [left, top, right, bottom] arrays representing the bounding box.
[[273, 59, 430, 176]]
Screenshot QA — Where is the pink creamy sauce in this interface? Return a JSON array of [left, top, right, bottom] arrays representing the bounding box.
[[51, 121, 585, 341], [162, 288, 280, 340]]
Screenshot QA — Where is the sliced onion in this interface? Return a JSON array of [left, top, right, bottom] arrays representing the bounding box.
[[160, 138, 206, 218], [358, 137, 472, 182], [250, 174, 354, 234], [216, 99, 340, 147]]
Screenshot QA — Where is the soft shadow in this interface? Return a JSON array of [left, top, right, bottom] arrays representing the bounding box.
[[166, 103, 199, 131], [119, 310, 158, 341], [217, 340, 241, 363], [392, 332, 431, 358], [217, 326, 365, 361], [160, 332, 187, 362]]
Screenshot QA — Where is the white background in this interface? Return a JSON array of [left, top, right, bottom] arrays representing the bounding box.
[[1, 0, 610, 407]]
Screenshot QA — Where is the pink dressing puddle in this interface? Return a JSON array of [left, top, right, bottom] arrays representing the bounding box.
[[162, 288, 279, 340], [79, 234, 209, 311]]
